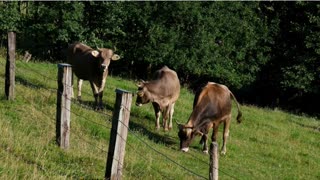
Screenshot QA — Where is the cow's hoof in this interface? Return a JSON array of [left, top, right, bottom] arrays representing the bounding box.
[[181, 147, 189, 152], [203, 150, 209, 154], [220, 151, 227, 156], [77, 96, 82, 102], [95, 106, 103, 111]]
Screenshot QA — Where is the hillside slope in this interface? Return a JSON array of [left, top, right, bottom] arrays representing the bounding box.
[[0, 57, 319, 179]]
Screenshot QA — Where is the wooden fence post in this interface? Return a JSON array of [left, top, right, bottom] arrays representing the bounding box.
[[105, 89, 133, 180], [5, 32, 16, 100], [56, 63, 72, 150], [209, 142, 219, 180]]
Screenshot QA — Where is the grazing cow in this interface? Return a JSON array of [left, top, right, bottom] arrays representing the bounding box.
[[67, 42, 120, 109], [178, 82, 242, 154], [136, 66, 180, 131]]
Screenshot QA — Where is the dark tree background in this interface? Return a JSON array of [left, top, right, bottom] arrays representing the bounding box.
[[0, 1, 319, 116]]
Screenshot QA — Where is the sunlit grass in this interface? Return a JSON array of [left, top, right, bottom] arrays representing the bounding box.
[[0, 56, 319, 179]]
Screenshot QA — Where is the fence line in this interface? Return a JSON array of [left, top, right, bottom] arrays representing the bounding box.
[[0, 71, 233, 180], [114, 113, 208, 179], [1, 60, 115, 119], [0, 58, 253, 180]]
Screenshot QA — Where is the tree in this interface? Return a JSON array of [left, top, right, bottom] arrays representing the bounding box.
[[0, 2, 20, 47], [253, 1, 320, 114], [18, 2, 86, 60]]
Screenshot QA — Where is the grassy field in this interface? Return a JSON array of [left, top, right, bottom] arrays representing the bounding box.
[[0, 56, 319, 179]]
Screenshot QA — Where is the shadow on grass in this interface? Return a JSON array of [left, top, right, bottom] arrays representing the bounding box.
[[291, 121, 320, 132], [72, 99, 114, 112], [16, 75, 49, 90], [128, 116, 177, 146]]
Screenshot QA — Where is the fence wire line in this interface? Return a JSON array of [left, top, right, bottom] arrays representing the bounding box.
[[3, 62, 114, 132], [62, 102, 112, 130], [2, 60, 129, 119], [2, 60, 120, 107], [113, 115, 208, 180], [119, 101, 239, 179], [1, 60, 248, 179], [11, 81, 114, 171], [1, 73, 238, 180], [5, 62, 115, 119], [112, 129, 176, 180], [3, 73, 111, 155]]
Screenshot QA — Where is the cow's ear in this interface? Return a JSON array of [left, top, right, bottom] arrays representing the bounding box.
[[111, 54, 121, 61], [91, 50, 100, 57], [136, 81, 144, 87]]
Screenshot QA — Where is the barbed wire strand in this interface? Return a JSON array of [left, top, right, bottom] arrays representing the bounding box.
[[1, 59, 249, 179]]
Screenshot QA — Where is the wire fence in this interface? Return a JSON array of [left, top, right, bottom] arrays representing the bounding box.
[[0, 59, 253, 179]]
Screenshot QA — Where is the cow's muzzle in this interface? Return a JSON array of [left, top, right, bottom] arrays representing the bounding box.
[[181, 147, 189, 152], [136, 103, 142, 107]]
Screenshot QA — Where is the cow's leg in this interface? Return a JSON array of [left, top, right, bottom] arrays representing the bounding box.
[[162, 106, 171, 131], [210, 123, 219, 153], [201, 134, 209, 154], [168, 103, 175, 130], [152, 102, 161, 130], [97, 77, 107, 110], [98, 90, 103, 109], [77, 79, 83, 101], [221, 114, 231, 155], [90, 82, 100, 110]]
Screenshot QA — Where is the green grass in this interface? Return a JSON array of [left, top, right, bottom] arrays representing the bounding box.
[[0, 57, 319, 179]]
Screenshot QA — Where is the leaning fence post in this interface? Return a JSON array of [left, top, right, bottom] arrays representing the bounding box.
[[5, 31, 16, 100], [105, 89, 133, 180], [56, 63, 72, 150], [209, 142, 219, 180]]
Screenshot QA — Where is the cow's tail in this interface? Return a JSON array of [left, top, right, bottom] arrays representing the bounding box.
[[230, 91, 242, 123]]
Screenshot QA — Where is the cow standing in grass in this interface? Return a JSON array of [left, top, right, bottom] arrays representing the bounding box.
[[178, 82, 242, 154], [136, 66, 180, 131], [67, 42, 120, 110]]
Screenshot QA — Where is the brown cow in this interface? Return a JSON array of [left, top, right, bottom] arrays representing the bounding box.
[[136, 66, 180, 131], [178, 82, 242, 154], [67, 42, 120, 109]]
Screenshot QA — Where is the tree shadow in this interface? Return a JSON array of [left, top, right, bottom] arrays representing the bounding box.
[[70, 98, 114, 110], [291, 121, 320, 132], [16, 75, 49, 90]]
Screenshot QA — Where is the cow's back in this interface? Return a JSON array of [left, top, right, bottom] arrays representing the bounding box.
[[193, 82, 232, 120], [151, 66, 180, 102], [67, 42, 95, 80]]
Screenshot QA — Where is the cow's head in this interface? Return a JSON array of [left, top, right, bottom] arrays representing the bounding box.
[[136, 81, 151, 106], [91, 48, 120, 73], [178, 124, 203, 152]]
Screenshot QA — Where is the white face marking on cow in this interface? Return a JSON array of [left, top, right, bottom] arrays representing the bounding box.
[[101, 64, 108, 72]]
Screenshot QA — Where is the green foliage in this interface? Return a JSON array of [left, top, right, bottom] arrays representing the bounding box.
[[19, 2, 86, 59], [0, 1, 319, 114], [251, 2, 320, 114], [117, 2, 271, 89], [0, 2, 20, 32]]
